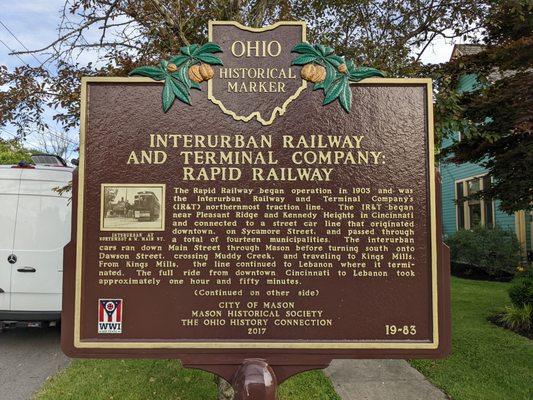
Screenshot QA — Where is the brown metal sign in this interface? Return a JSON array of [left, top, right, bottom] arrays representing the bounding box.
[[62, 20, 450, 386], [207, 21, 307, 125]]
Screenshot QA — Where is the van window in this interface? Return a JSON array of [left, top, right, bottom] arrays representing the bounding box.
[[13, 173, 71, 251], [13, 195, 71, 251]]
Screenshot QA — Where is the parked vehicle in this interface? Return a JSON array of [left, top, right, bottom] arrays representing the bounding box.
[[133, 191, 160, 221], [0, 160, 73, 328]]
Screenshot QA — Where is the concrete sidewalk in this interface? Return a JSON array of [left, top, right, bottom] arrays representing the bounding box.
[[325, 360, 448, 400]]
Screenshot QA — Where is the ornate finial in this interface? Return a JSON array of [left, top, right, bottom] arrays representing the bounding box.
[[129, 43, 223, 112], [291, 43, 385, 112]]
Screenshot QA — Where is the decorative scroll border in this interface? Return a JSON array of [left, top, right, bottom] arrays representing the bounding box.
[[74, 77, 438, 349], [207, 20, 308, 126]]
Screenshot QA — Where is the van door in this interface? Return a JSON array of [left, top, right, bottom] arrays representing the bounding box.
[[10, 168, 71, 312], [0, 168, 21, 311]]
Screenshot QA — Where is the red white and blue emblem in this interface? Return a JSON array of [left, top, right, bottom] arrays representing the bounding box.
[[98, 299, 123, 334]]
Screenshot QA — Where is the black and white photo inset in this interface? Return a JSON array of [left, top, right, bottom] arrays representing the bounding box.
[[100, 184, 165, 231]]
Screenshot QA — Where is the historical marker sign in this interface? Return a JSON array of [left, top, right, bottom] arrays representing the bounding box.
[[62, 20, 450, 384]]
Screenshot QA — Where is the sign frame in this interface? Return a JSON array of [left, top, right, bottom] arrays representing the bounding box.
[[69, 77, 443, 352]]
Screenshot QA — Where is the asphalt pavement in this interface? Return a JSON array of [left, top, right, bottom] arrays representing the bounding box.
[[0, 326, 69, 400]]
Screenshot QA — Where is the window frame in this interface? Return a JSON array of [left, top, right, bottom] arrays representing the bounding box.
[[455, 174, 495, 230]]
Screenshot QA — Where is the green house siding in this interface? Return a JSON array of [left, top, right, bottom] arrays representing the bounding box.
[[440, 70, 521, 242], [440, 142, 531, 259], [456, 73, 483, 94], [439, 68, 531, 257], [493, 202, 516, 231], [440, 134, 518, 237]]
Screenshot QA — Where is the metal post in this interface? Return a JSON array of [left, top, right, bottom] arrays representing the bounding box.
[[232, 359, 277, 400]]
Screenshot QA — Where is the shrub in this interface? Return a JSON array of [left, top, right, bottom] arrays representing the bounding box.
[[498, 304, 533, 333], [508, 269, 533, 307], [446, 226, 521, 279]]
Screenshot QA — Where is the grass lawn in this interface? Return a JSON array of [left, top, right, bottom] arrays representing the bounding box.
[[35, 359, 340, 400], [411, 276, 533, 400], [36, 277, 532, 399]]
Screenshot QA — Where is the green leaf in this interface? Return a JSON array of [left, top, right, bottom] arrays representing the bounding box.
[[173, 66, 200, 90], [292, 54, 319, 65], [128, 66, 166, 80], [189, 44, 200, 55], [313, 80, 325, 91], [349, 66, 385, 82], [176, 60, 201, 90], [180, 44, 200, 56], [315, 44, 334, 56], [180, 64, 191, 82], [291, 42, 319, 55], [321, 63, 337, 91], [196, 53, 223, 65], [168, 76, 191, 105], [162, 80, 175, 112], [326, 54, 344, 67], [323, 76, 345, 105], [169, 55, 190, 67], [338, 80, 352, 112], [160, 60, 169, 70], [172, 68, 189, 87], [189, 80, 201, 90], [346, 60, 356, 74], [198, 42, 222, 54]]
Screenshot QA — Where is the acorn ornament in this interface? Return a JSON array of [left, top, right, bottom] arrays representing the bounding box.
[[338, 63, 347, 73], [188, 63, 214, 83], [188, 65, 202, 83], [199, 63, 214, 80], [300, 63, 326, 83], [166, 63, 178, 72]]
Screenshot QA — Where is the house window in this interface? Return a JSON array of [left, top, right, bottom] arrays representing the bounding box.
[[467, 179, 482, 227], [456, 175, 493, 229]]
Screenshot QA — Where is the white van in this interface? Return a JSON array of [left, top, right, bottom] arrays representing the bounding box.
[[0, 162, 73, 326]]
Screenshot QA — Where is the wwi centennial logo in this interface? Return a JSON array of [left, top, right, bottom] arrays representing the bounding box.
[[98, 299, 123, 334]]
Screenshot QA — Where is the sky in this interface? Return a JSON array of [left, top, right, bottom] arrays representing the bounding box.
[[0, 0, 74, 151], [0, 0, 460, 151]]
